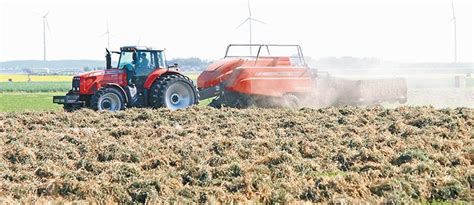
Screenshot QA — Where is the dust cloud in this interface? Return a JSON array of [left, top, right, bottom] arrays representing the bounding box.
[[300, 60, 474, 109]]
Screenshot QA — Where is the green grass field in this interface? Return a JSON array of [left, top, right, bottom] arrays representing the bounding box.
[[0, 82, 71, 92], [0, 92, 63, 112], [0, 92, 211, 112]]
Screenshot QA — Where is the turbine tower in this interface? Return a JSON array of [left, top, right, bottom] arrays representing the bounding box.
[[236, 0, 266, 55], [42, 11, 51, 62], [451, 1, 457, 63], [100, 20, 113, 49]]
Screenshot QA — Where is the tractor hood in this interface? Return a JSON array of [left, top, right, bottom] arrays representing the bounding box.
[[77, 69, 125, 78], [72, 68, 128, 95]]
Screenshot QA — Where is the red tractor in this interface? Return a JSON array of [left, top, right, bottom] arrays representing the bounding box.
[[53, 46, 199, 111]]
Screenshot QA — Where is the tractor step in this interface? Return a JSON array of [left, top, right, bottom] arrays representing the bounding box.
[[125, 85, 139, 107]]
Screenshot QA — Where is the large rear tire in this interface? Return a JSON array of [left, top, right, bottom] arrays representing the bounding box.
[[150, 74, 199, 110], [90, 86, 126, 111]]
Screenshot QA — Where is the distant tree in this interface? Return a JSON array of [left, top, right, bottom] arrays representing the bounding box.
[[83, 67, 91, 72], [167, 57, 211, 72], [22, 68, 32, 75]]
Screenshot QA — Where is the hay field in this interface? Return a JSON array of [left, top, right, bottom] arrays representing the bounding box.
[[0, 106, 472, 203]]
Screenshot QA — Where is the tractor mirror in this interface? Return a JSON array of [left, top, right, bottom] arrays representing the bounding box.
[[168, 63, 178, 68]]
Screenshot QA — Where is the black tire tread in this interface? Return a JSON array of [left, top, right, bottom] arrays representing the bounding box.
[[90, 86, 126, 111], [149, 73, 199, 108]]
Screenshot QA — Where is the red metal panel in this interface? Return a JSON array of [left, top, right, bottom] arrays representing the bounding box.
[[143, 69, 180, 89], [78, 69, 127, 95], [225, 67, 313, 97]]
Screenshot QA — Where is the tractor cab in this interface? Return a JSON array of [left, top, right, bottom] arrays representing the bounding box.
[[111, 46, 167, 87]]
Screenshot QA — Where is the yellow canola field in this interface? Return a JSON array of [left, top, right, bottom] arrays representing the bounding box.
[[0, 74, 73, 82]]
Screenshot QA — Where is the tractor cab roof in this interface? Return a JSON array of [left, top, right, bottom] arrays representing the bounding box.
[[120, 46, 164, 52]]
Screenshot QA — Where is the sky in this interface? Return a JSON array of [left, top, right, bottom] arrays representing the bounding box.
[[0, 0, 472, 62]]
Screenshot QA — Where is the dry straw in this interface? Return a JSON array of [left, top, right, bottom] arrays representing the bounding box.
[[0, 106, 472, 204]]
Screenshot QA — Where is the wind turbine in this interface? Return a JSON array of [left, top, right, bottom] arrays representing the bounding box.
[[100, 20, 114, 49], [42, 11, 51, 62], [137, 33, 142, 46], [236, 0, 266, 55], [451, 1, 457, 63]]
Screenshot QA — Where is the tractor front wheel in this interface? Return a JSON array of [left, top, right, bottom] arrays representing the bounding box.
[[150, 74, 199, 110], [90, 86, 126, 111]]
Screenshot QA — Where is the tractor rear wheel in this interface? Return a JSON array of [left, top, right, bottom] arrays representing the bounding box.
[[90, 86, 126, 111], [150, 74, 199, 110]]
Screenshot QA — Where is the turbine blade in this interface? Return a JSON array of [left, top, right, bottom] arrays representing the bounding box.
[[45, 19, 51, 34], [44, 11, 49, 17], [236, 18, 250, 29], [247, 0, 252, 17], [451, 1, 456, 19], [99, 32, 108, 37], [250, 18, 266, 24]]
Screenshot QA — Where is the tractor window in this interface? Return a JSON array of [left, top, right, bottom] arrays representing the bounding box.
[[137, 52, 151, 69], [118, 51, 134, 69], [151, 52, 159, 68], [135, 52, 153, 76], [156, 51, 165, 68]]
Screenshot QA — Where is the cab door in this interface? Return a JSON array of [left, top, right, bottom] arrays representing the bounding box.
[[134, 51, 157, 87]]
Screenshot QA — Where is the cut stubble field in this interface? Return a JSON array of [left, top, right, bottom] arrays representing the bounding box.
[[0, 106, 472, 204]]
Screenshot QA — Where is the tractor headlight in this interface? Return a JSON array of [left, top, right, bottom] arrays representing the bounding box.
[[72, 76, 80, 92]]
